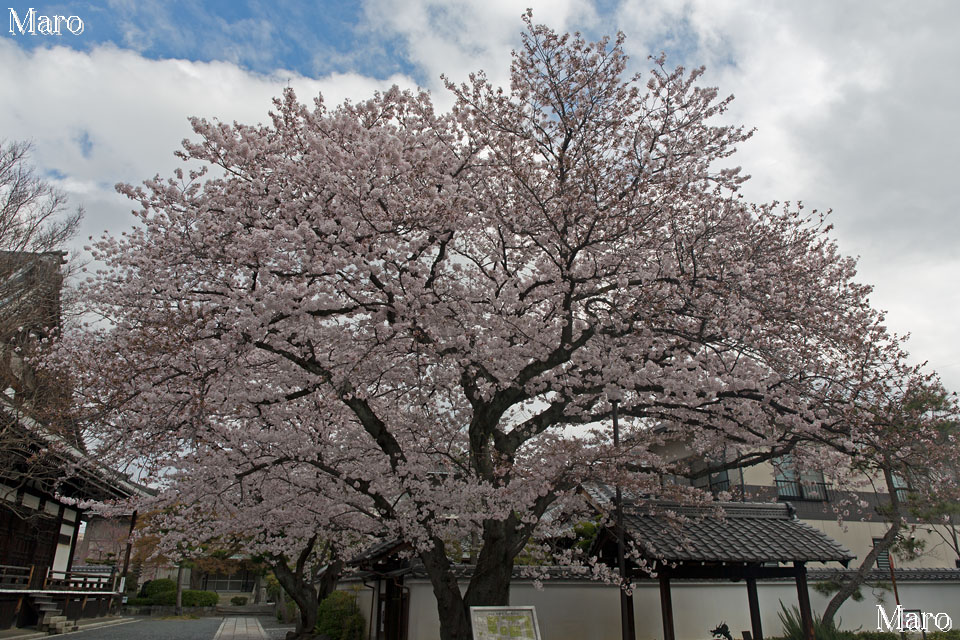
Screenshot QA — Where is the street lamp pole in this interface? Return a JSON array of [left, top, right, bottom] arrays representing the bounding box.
[[613, 399, 636, 640]]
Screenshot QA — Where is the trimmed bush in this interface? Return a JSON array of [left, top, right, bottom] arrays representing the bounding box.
[[316, 591, 364, 640], [127, 597, 151, 606], [150, 589, 219, 607], [231, 596, 248, 606], [143, 578, 177, 597]]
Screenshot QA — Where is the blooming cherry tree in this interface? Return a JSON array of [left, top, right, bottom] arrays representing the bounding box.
[[62, 19, 910, 640]]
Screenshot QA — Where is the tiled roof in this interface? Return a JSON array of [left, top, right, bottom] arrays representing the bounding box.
[[349, 538, 410, 566], [621, 500, 853, 565], [808, 568, 960, 582], [353, 564, 960, 583]]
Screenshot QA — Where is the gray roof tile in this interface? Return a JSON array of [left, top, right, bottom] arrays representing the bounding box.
[[619, 500, 853, 564]]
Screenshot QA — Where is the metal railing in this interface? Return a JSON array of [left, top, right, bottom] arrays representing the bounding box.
[[776, 480, 830, 502], [709, 479, 730, 495]]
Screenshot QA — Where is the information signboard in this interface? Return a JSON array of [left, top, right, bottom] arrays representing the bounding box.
[[470, 606, 542, 640]]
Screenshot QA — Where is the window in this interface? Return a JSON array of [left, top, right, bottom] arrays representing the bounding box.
[[202, 570, 255, 592], [891, 474, 911, 502], [774, 456, 829, 502], [873, 538, 891, 571]]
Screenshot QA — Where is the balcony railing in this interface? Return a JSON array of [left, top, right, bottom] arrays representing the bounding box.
[[0, 565, 117, 592], [776, 480, 830, 502], [44, 568, 117, 592], [0, 564, 33, 589]]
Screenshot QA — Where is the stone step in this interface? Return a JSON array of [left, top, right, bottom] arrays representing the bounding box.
[[214, 603, 274, 616], [38, 612, 64, 626], [50, 620, 78, 634], [44, 615, 67, 625]]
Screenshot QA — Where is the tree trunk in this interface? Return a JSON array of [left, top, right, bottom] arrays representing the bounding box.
[[316, 557, 344, 601], [419, 540, 472, 640], [175, 564, 184, 616], [272, 559, 319, 639], [269, 537, 345, 640], [821, 519, 900, 627], [419, 518, 523, 640], [822, 466, 905, 628], [464, 520, 514, 608]]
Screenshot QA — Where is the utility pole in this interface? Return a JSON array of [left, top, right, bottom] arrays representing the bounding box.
[[613, 400, 636, 640]]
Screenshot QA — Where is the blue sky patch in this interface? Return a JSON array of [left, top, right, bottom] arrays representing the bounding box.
[[5, 1, 415, 79]]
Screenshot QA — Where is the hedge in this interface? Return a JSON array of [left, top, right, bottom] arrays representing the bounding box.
[[149, 589, 219, 607], [142, 578, 177, 597], [316, 591, 364, 640]]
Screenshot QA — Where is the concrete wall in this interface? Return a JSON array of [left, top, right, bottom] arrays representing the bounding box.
[[369, 578, 960, 640], [75, 515, 131, 566], [802, 520, 960, 570]]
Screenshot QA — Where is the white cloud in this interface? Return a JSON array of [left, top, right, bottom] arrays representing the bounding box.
[[361, 0, 599, 104], [0, 39, 416, 252], [2, 1, 958, 390], [615, 0, 960, 388]]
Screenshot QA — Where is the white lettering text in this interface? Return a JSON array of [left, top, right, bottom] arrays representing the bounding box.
[[7, 8, 84, 35]]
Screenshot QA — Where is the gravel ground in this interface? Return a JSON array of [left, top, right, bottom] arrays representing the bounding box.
[[63, 617, 222, 640]]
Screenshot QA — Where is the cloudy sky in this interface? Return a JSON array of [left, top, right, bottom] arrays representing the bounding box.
[[3, 1, 958, 389]]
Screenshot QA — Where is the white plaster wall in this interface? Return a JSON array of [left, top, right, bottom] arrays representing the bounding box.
[[384, 579, 960, 640]]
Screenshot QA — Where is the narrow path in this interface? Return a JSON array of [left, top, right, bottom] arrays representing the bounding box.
[[213, 617, 266, 640]]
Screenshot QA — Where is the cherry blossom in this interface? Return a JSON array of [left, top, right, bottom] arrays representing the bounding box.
[[54, 18, 924, 640]]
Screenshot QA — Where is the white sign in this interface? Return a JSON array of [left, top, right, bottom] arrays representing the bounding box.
[[470, 606, 542, 640]]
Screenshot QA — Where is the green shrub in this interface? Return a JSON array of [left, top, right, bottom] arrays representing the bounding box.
[[280, 600, 298, 623], [316, 591, 364, 640], [928, 632, 960, 640], [127, 597, 151, 606], [149, 589, 219, 607], [230, 596, 248, 606], [777, 603, 851, 640], [143, 578, 177, 597], [847, 632, 898, 640]]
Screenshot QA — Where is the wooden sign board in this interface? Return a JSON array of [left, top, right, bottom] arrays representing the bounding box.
[[470, 606, 542, 640]]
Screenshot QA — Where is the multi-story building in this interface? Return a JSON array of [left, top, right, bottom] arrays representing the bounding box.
[[0, 251, 144, 631]]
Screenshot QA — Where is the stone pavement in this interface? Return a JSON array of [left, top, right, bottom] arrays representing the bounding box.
[[213, 617, 267, 640]]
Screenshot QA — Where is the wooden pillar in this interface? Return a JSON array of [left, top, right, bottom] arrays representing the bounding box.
[[659, 574, 675, 640], [119, 511, 138, 589], [114, 510, 137, 611], [65, 508, 82, 570], [746, 576, 763, 640], [794, 563, 815, 640], [620, 581, 636, 640]]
